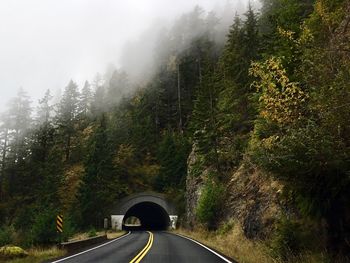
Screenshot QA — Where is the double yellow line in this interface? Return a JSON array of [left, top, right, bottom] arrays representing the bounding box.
[[129, 231, 154, 263]]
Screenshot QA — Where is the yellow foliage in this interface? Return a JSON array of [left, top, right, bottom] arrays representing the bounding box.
[[0, 246, 28, 259], [277, 27, 295, 41], [113, 144, 135, 167], [59, 164, 84, 211], [314, 0, 341, 30], [250, 57, 308, 126], [261, 135, 280, 150], [298, 24, 314, 45], [277, 24, 314, 48]]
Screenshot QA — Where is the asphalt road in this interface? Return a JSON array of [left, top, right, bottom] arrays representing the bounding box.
[[51, 231, 233, 263]]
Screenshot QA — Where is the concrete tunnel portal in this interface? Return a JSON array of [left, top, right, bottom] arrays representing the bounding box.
[[110, 192, 178, 230], [123, 202, 170, 230]]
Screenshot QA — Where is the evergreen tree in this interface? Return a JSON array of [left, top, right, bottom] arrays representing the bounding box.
[[37, 89, 53, 125], [77, 114, 124, 228], [91, 86, 106, 117], [56, 80, 80, 161], [155, 132, 189, 191], [1, 89, 32, 199], [107, 70, 129, 108], [216, 7, 260, 167], [191, 45, 222, 170], [79, 81, 92, 121]]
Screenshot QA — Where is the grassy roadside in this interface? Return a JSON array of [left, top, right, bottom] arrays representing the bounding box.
[[106, 230, 126, 240], [67, 230, 126, 242], [4, 247, 65, 263], [2, 230, 126, 263], [173, 225, 329, 263]]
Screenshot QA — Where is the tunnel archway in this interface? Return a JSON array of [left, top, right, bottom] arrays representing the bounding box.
[[110, 192, 178, 230], [122, 201, 170, 230]]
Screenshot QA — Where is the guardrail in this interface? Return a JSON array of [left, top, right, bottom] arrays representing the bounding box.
[[60, 235, 107, 253]]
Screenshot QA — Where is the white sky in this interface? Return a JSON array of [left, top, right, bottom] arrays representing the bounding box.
[[0, 0, 252, 111]]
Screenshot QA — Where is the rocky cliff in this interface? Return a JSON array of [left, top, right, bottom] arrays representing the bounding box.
[[186, 146, 286, 239]]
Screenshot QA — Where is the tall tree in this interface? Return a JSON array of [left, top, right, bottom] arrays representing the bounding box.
[[56, 80, 80, 162], [0, 89, 32, 198], [107, 70, 129, 108], [77, 114, 124, 228], [155, 131, 189, 191], [191, 43, 222, 171], [91, 74, 106, 117], [37, 89, 53, 125], [79, 81, 92, 121]]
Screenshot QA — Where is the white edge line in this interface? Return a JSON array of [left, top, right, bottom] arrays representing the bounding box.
[[50, 231, 131, 263], [170, 232, 233, 263]]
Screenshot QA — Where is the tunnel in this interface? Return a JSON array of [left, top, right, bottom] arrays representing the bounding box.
[[122, 201, 170, 230]]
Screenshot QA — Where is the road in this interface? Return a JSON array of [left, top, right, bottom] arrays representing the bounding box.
[[51, 231, 233, 263]]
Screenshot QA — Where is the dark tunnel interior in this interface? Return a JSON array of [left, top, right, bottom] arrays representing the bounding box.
[[122, 202, 170, 230]]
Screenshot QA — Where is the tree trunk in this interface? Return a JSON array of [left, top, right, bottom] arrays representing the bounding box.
[[0, 128, 8, 200], [177, 63, 183, 133], [66, 134, 71, 161]]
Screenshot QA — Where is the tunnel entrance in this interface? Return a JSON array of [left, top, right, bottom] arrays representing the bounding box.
[[110, 191, 178, 230], [122, 201, 170, 230]]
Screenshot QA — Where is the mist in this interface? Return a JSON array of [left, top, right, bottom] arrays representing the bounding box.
[[0, 0, 257, 112]]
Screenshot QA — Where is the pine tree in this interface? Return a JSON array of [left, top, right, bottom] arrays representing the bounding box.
[[107, 70, 129, 108], [79, 81, 92, 121], [37, 89, 53, 125], [215, 8, 260, 167], [77, 114, 124, 228], [1, 89, 32, 199], [155, 132, 189, 191], [56, 80, 80, 161], [191, 47, 222, 171], [91, 81, 106, 117]]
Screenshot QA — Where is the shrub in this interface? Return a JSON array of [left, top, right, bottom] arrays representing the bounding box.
[[26, 208, 58, 246], [196, 180, 224, 229], [217, 221, 234, 235], [0, 226, 15, 246], [0, 246, 28, 259], [88, 228, 97, 237], [60, 216, 76, 242], [270, 218, 303, 260]]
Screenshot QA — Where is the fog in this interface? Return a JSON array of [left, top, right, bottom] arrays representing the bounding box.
[[0, 0, 256, 111]]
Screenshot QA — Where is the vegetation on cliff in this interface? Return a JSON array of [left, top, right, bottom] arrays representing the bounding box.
[[0, 0, 349, 260]]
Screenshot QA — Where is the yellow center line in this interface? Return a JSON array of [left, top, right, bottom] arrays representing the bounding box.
[[129, 232, 151, 263], [129, 231, 154, 263]]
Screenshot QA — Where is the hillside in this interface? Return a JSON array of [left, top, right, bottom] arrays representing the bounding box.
[[0, 0, 349, 262]]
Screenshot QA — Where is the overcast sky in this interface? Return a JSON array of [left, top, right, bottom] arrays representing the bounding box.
[[0, 0, 254, 111]]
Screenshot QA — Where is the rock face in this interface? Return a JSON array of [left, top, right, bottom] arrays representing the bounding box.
[[186, 145, 285, 239], [224, 161, 284, 239], [185, 146, 204, 228], [186, 173, 203, 228]]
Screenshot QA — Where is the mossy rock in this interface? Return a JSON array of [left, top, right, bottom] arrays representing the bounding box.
[[0, 246, 29, 259]]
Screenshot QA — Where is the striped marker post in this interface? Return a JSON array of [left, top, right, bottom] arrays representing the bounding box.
[[56, 215, 63, 233]]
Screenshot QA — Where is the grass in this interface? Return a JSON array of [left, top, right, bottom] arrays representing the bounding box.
[[174, 223, 331, 263], [106, 230, 126, 240], [68, 230, 126, 241], [4, 246, 65, 263], [2, 230, 126, 262]]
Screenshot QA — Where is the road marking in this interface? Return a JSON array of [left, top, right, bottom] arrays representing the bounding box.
[[50, 231, 131, 263], [171, 232, 233, 263], [129, 231, 153, 263]]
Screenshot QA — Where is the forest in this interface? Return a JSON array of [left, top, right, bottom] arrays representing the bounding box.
[[0, 0, 349, 261]]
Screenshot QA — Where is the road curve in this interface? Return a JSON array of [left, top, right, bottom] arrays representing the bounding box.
[[50, 231, 233, 263]]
